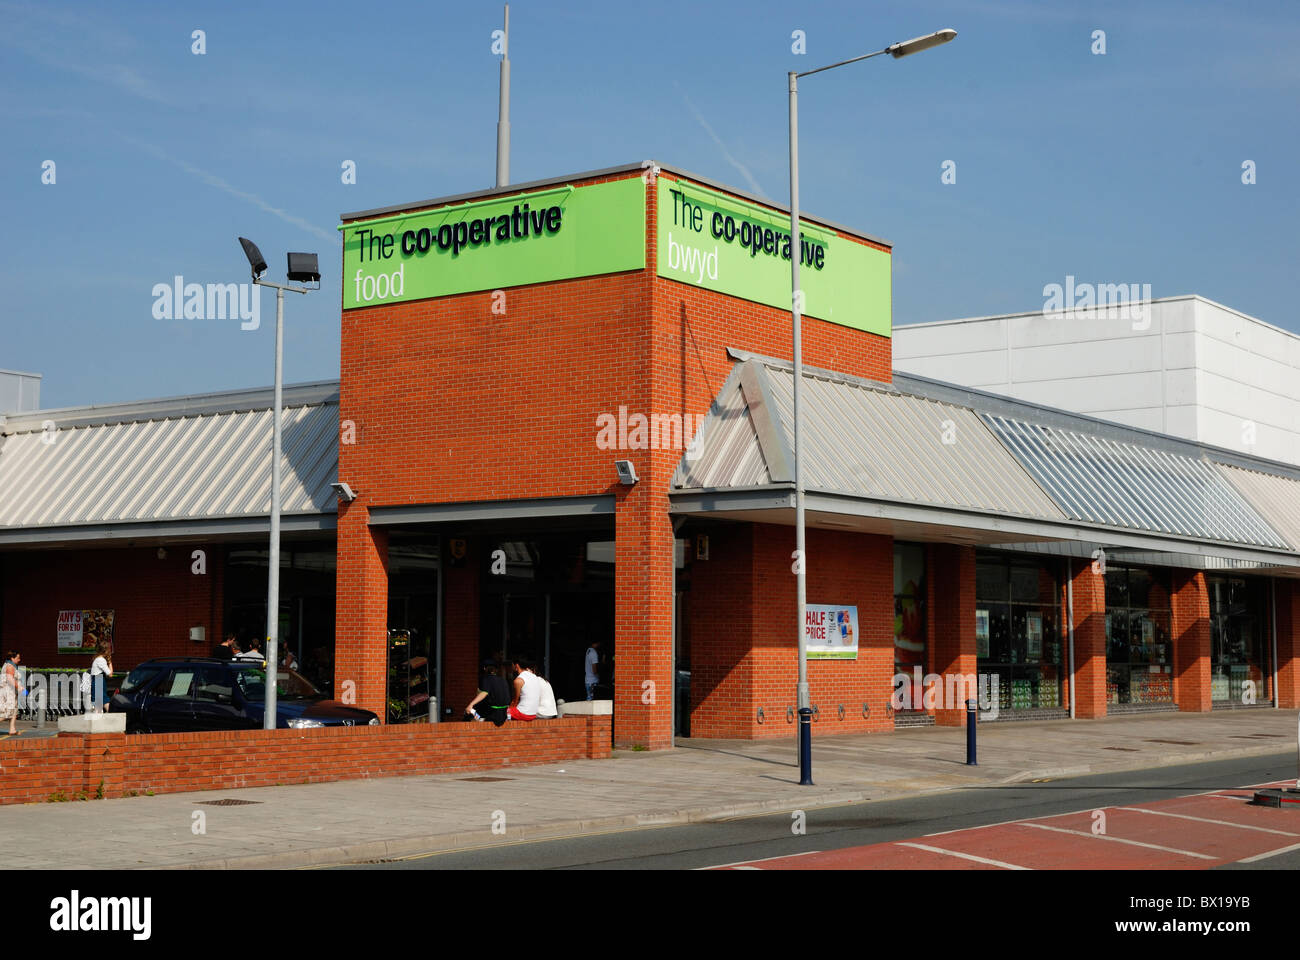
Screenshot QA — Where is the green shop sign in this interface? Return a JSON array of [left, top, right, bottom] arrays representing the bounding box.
[[341, 177, 645, 309], [655, 180, 891, 336]]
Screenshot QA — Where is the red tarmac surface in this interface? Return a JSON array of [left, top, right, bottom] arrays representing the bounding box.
[[715, 780, 1300, 870]]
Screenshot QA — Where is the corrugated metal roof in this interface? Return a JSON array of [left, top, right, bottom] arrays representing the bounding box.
[[675, 359, 1066, 521], [1217, 464, 1300, 551], [0, 398, 338, 529], [673, 367, 770, 490], [982, 414, 1288, 549]]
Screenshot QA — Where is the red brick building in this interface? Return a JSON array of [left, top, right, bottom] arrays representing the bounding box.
[[4, 161, 1300, 750]]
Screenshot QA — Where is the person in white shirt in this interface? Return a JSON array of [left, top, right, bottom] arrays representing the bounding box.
[[534, 665, 558, 719], [584, 641, 602, 701], [508, 658, 542, 721], [237, 638, 267, 661], [86, 640, 113, 713]]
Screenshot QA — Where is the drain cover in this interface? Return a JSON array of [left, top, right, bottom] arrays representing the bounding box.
[[195, 798, 263, 806], [459, 776, 514, 783]]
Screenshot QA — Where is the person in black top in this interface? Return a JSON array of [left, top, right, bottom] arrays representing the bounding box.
[[211, 633, 236, 660], [465, 659, 511, 726]]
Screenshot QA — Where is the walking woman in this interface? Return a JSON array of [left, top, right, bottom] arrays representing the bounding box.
[[1, 650, 22, 736]]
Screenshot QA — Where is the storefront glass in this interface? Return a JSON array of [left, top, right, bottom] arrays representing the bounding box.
[[224, 540, 337, 692], [1208, 576, 1271, 704], [975, 553, 1064, 712], [1104, 566, 1174, 705], [893, 543, 926, 681]]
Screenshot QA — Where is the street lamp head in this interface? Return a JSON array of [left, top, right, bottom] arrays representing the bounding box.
[[238, 237, 268, 281], [887, 28, 957, 58]]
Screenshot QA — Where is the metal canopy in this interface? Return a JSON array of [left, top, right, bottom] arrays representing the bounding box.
[[674, 358, 1064, 521], [0, 389, 339, 542], [981, 414, 1288, 549], [671, 354, 1300, 570]]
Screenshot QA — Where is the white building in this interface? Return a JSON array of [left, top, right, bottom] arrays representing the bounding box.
[[893, 295, 1300, 466], [0, 369, 41, 414]]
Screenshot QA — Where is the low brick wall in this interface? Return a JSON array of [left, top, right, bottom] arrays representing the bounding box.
[[0, 717, 611, 805]]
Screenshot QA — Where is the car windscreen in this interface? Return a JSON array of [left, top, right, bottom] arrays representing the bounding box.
[[120, 665, 163, 693], [234, 666, 322, 702]]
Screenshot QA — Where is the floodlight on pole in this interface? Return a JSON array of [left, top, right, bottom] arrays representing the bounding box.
[[787, 27, 955, 787], [236, 237, 316, 729], [239, 237, 268, 281]]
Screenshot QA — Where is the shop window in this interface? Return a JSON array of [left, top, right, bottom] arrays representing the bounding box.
[[1104, 566, 1173, 706], [1208, 576, 1270, 704], [893, 543, 926, 686], [975, 554, 1063, 711]]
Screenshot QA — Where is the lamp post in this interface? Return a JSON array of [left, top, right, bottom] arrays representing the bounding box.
[[788, 28, 956, 786], [238, 239, 319, 729]]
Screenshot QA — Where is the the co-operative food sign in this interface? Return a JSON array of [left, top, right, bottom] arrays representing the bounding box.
[[341, 178, 646, 309], [656, 181, 891, 336]]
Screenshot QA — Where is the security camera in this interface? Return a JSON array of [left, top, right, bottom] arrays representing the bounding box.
[[331, 481, 358, 502], [615, 460, 638, 486]]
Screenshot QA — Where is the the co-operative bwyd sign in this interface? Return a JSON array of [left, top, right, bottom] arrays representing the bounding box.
[[340, 178, 645, 309], [656, 181, 890, 336]]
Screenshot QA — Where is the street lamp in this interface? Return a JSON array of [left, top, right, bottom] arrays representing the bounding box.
[[787, 28, 956, 786], [238, 238, 319, 730]]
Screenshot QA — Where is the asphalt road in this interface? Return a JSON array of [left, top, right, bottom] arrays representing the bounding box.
[[337, 751, 1300, 870]]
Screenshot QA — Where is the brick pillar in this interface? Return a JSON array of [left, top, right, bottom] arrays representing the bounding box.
[[931, 544, 976, 726], [1171, 570, 1211, 712], [1070, 560, 1107, 718], [442, 549, 481, 719], [613, 485, 675, 750], [686, 523, 755, 738], [1274, 579, 1300, 708], [335, 502, 389, 719], [83, 732, 126, 799]]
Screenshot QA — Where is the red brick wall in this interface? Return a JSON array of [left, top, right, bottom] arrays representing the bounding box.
[[335, 168, 893, 747], [1070, 560, 1107, 719], [443, 554, 482, 720], [0, 546, 221, 671], [1171, 571, 1212, 712], [688, 525, 894, 739], [686, 524, 756, 738], [930, 544, 976, 726], [334, 506, 388, 718], [0, 735, 92, 804], [0, 718, 611, 806]]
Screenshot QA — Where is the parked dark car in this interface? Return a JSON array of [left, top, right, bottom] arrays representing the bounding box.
[[111, 657, 379, 733]]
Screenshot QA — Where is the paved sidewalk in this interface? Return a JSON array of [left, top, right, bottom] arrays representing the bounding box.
[[3, 710, 1295, 869]]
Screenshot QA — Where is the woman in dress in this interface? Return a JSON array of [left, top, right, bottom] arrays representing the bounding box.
[[1, 650, 22, 735]]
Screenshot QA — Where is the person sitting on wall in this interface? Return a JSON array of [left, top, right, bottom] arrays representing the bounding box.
[[507, 656, 542, 722], [533, 663, 559, 720], [212, 633, 236, 660], [465, 659, 511, 726]]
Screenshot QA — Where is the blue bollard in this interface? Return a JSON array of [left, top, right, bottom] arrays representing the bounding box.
[[798, 706, 814, 785], [966, 698, 977, 765]]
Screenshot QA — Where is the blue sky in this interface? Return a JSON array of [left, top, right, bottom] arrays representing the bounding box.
[[3, 0, 1297, 408]]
